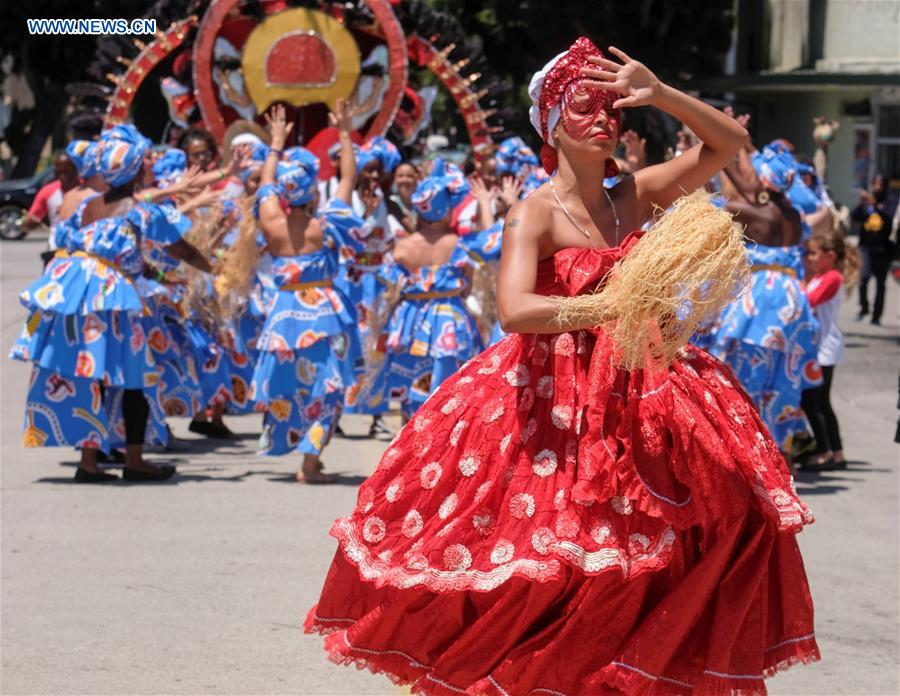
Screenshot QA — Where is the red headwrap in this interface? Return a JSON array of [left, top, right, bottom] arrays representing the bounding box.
[[530, 37, 620, 177]]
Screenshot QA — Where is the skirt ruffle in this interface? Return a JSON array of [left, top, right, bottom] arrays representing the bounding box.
[[19, 256, 145, 315], [307, 329, 817, 694]]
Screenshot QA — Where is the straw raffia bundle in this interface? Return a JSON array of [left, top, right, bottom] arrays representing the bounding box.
[[181, 203, 227, 337], [553, 190, 750, 369], [469, 262, 500, 344], [214, 197, 261, 322]]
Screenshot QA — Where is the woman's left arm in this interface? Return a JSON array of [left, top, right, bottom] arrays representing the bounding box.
[[582, 48, 748, 221]]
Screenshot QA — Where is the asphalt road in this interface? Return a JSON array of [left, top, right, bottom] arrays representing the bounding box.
[[1, 233, 898, 695]]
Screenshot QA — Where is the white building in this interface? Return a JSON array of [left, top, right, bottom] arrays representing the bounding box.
[[699, 0, 900, 206]]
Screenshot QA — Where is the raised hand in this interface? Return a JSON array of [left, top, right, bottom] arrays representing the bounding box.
[[264, 104, 293, 149], [170, 165, 204, 196], [580, 46, 662, 110], [469, 175, 494, 205], [328, 98, 353, 135], [499, 176, 523, 207]]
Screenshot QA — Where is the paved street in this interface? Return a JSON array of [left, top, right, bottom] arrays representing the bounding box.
[[1, 233, 898, 695]]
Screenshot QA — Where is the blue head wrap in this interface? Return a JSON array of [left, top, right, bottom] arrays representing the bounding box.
[[752, 147, 795, 193], [496, 136, 539, 177], [239, 142, 269, 183], [66, 140, 99, 179], [362, 136, 402, 174], [152, 148, 187, 187], [523, 168, 549, 198], [98, 124, 152, 187], [276, 147, 320, 206], [411, 158, 470, 222], [329, 141, 377, 174], [788, 177, 822, 214]]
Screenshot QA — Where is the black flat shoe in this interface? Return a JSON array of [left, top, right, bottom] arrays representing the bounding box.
[[188, 420, 215, 436], [123, 465, 176, 482], [206, 422, 236, 439], [799, 458, 842, 472], [74, 468, 119, 483]]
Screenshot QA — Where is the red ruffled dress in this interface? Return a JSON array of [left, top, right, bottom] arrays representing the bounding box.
[[305, 232, 819, 696]]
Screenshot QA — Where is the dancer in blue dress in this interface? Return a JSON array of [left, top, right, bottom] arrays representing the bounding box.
[[12, 125, 212, 482], [376, 158, 484, 420], [250, 102, 369, 483], [705, 143, 821, 456], [335, 135, 403, 438]]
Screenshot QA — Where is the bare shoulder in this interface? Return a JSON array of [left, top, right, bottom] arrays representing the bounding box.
[[392, 234, 417, 263], [505, 189, 552, 238]]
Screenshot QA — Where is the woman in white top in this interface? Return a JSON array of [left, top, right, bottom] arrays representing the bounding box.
[[800, 227, 861, 471]]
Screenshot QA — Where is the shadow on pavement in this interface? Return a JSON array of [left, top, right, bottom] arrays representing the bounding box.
[[266, 473, 367, 486]]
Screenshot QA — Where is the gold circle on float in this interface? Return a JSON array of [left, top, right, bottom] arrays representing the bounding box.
[[241, 7, 361, 112]]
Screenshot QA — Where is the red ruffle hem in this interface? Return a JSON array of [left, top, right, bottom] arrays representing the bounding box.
[[305, 239, 820, 695]]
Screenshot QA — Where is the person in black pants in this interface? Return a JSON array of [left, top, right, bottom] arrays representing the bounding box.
[[851, 174, 897, 325], [800, 366, 844, 470]]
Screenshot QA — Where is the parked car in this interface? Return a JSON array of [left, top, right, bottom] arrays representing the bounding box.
[[0, 167, 54, 240]]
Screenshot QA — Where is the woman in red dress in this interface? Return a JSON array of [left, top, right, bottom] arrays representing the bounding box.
[[306, 38, 819, 695]]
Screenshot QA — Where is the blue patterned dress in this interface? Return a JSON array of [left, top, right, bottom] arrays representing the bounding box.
[[378, 241, 484, 419], [702, 244, 822, 450], [334, 196, 396, 416], [460, 222, 506, 346], [219, 214, 269, 415], [12, 202, 182, 451], [250, 192, 367, 456]]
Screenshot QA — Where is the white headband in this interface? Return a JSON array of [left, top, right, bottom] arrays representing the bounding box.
[[527, 51, 566, 146]]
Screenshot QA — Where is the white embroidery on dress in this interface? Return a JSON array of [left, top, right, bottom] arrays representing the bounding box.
[[555, 512, 580, 539], [551, 405, 573, 430], [504, 364, 530, 387], [439, 493, 458, 520], [458, 453, 480, 477], [473, 509, 495, 536], [450, 420, 467, 446], [443, 544, 473, 571], [520, 418, 538, 444], [531, 527, 556, 554], [490, 539, 515, 565], [441, 397, 461, 415], [611, 496, 634, 515], [536, 376, 554, 398], [420, 462, 442, 489], [402, 510, 424, 538], [362, 516, 386, 543], [385, 478, 404, 503], [533, 449, 558, 477], [509, 492, 536, 519], [474, 481, 493, 503]]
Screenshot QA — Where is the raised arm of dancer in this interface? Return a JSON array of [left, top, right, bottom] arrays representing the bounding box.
[[257, 105, 292, 245], [138, 166, 204, 203], [332, 99, 356, 205], [471, 176, 496, 230], [582, 47, 748, 221], [183, 156, 241, 190], [497, 198, 589, 334], [177, 187, 221, 215]]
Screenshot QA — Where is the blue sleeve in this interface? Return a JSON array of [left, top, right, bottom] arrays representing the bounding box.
[[254, 183, 282, 220], [132, 202, 191, 246], [457, 222, 503, 266]]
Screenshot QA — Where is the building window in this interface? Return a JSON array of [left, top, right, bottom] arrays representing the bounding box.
[[876, 104, 900, 190]]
